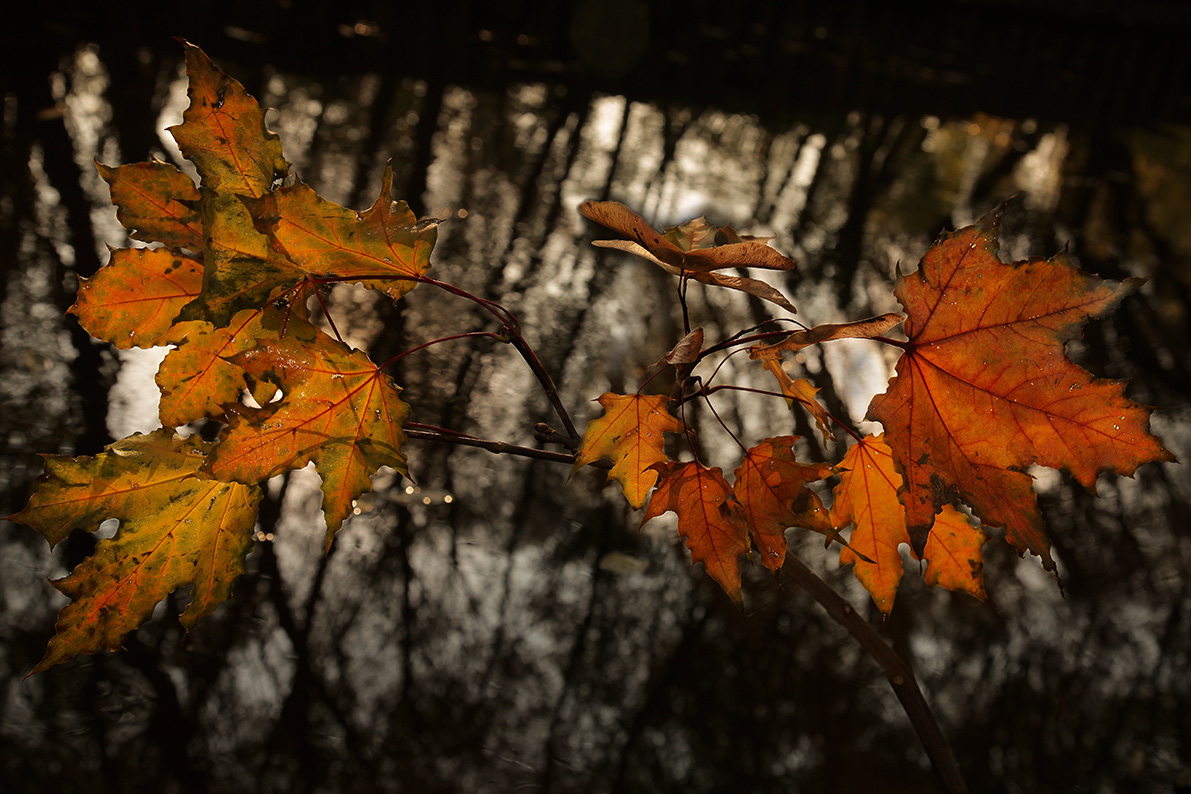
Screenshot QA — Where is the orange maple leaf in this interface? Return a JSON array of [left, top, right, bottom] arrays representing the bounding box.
[[642, 461, 751, 604], [206, 317, 411, 546], [168, 40, 289, 198], [156, 296, 309, 427], [832, 434, 986, 614], [6, 430, 260, 672], [572, 393, 686, 509], [70, 247, 204, 349], [731, 436, 835, 571], [247, 168, 439, 304], [97, 160, 203, 250], [867, 208, 1174, 566]]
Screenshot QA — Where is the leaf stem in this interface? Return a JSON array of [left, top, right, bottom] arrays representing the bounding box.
[[379, 331, 506, 369], [780, 553, 970, 794], [314, 272, 579, 441]]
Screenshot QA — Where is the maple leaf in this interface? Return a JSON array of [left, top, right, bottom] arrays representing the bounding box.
[[6, 430, 260, 672], [206, 316, 411, 546], [247, 168, 439, 304], [867, 207, 1174, 566], [572, 393, 685, 509], [156, 297, 308, 427], [70, 247, 203, 349], [832, 434, 986, 614], [168, 40, 289, 199], [580, 200, 799, 313], [179, 190, 305, 326], [178, 170, 437, 326], [642, 461, 751, 603], [97, 160, 203, 250], [732, 436, 835, 571]]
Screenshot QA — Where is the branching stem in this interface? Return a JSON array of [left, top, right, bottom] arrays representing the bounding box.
[[315, 273, 579, 441]]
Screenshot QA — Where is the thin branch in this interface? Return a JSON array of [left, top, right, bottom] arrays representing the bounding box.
[[314, 272, 580, 441], [405, 423, 587, 466], [780, 553, 970, 794], [379, 331, 506, 369]]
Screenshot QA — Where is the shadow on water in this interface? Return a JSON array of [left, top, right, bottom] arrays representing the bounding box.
[[1, 4, 1190, 793]]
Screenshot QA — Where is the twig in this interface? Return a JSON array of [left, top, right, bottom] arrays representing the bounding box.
[[405, 423, 590, 466], [780, 553, 970, 794]]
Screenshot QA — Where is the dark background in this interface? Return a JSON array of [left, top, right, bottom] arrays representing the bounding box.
[[2, 2, 1189, 792]]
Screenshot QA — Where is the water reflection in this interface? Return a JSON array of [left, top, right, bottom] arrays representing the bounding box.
[[1, 37, 1188, 794]]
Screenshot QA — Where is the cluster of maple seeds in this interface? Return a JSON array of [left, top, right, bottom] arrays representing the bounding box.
[[6, 42, 1172, 674]]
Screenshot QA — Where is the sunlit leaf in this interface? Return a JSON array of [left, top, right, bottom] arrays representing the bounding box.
[[168, 39, 289, 198], [643, 461, 751, 604], [71, 247, 203, 349], [867, 207, 1174, 564], [207, 316, 410, 545], [6, 430, 260, 672], [572, 393, 685, 509], [732, 436, 835, 571], [97, 160, 202, 249]]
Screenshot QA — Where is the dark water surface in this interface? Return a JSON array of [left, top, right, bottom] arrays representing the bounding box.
[[2, 4, 1190, 793]]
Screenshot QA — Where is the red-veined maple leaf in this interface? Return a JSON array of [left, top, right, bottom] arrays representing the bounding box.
[[206, 316, 411, 548], [867, 207, 1173, 566], [6, 430, 260, 672], [642, 461, 751, 604], [832, 434, 986, 614]]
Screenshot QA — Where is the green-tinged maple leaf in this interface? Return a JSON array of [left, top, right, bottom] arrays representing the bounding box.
[[156, 297, 308, 427], [6, 430, 260, 672], [168, 39, 289, 198], [179, 190, 306, 326], [732, 436, 835, 571], [832, 434, 986, 614], [97, 160, 203, 250], [867, 207, 1174, 565], [247, 167, 438, 304], [642, 461, 751, 604], [572, 393, 686, 509], [206, 316, 410, 546], [70, 247, 203, 349]]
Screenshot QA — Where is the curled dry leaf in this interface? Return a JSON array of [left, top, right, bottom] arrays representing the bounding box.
[[759, 359, 834, 443], [592, 239, 798, 314], [580, 200, 799, 313], [749, 313, 904, 360], [661, 327, 704, 366]]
